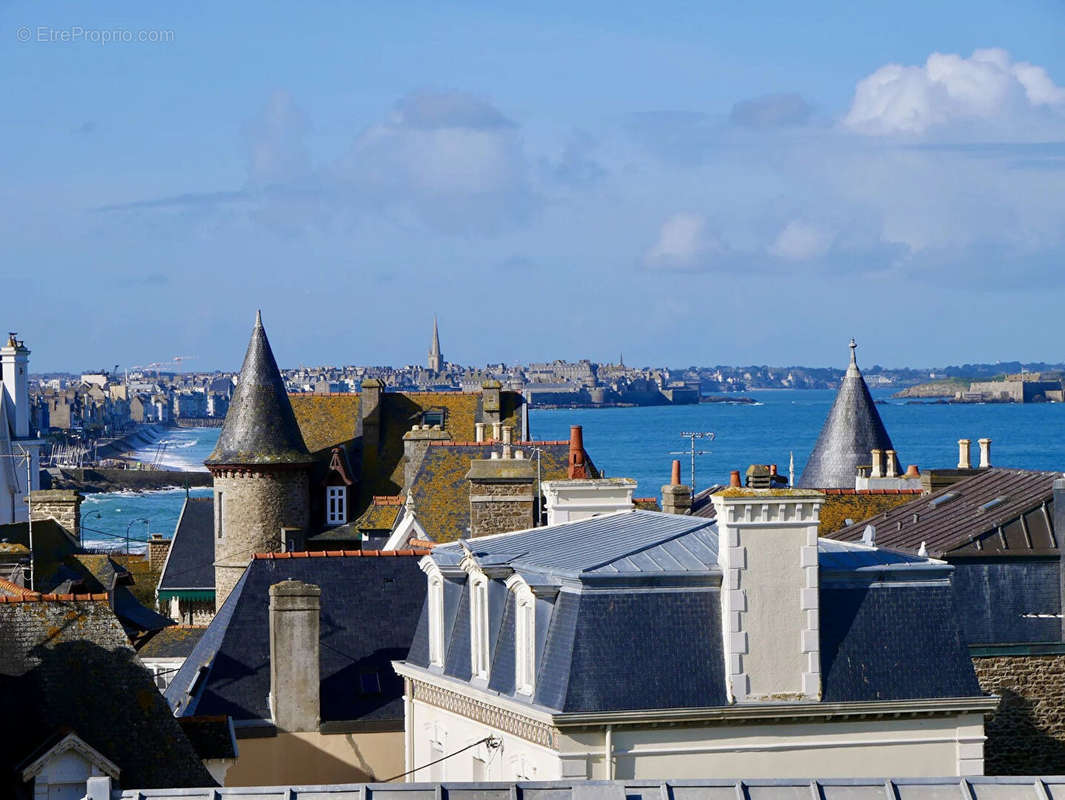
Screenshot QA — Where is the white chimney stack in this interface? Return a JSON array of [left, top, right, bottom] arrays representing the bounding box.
[[978, 438, 991, 469], [870, 449, 883, 479], [885, 450, 898, 478], [710, 490, 824, 704]]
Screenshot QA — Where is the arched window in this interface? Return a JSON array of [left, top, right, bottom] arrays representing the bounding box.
[[428, 572, 445, 667], [508, 576, 536, 695], [469, 570, 490, 680]]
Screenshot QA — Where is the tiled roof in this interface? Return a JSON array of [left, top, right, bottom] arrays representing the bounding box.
[[137, 625, 208, 659], [166, 553, 427, 724], [829, 468, 1059, 556], [408, 442, 597, 543], [819, 489, 924, 534], [0, 577, 28, 596], [289, 393, 360, 454], [158, 497, 215, 592], [798, 342, 897, 489], [353, 498, 404, 532], [0, 597, 213, 789], [71, 554, 131, 591], [206, 312, 312, 467], [253, 549, 430, 559], [0, 591, 108, 602]]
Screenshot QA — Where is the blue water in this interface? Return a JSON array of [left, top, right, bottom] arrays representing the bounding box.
[[81, 391, 1065, 549]]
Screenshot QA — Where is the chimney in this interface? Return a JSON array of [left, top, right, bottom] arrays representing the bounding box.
[[29, 490, 83, 542], [147, 534, 170, 571], [360, 379, 383, 476], [269, 580, 321, 732], [662, 460, 692, 515], [481, 380, 502, 425], [568, 425, 587, 479], [885, 450, 898, 478], [729, 470, 742, 488], [474, 422, 486, 443], [905, 464, 920, 478], [957, 439, 972, 470], [501, 425, 513, 459], [870, 449, 883, 479], [711, 488, 824, 703], [491, 422, 502, 442], [402, 425, 450, 488], [544, 477, 636, 525], [978, 438, 992, 469], [745, 465, 771, 489], [467, 457, 536, 537]]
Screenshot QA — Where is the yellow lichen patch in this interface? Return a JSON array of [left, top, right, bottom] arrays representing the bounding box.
[[289, 393, 361, 453]]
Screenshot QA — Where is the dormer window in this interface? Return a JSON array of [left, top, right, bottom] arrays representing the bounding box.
[[469, 571, 490, 680], [422, 409, 445, 428], [509, 577, 536, 695], [428, 572, 445, 667], [326, 486, 347, 525]]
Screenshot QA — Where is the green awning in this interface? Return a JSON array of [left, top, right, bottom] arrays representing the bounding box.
[[157, 589, 215, 602]]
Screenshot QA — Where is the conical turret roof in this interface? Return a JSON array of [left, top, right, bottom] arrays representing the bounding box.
[[797, 340, 897, 489], [205, 311, 312, 467]]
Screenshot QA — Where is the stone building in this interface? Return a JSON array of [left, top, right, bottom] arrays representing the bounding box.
[[0, 333, 42, 524]]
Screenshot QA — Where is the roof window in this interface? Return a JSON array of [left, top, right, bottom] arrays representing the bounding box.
[[979, 496, 1009, 513], [929, 492, 959, 509]]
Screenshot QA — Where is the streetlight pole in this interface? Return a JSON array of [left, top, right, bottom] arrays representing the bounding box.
[[125, 517, 149, 556]]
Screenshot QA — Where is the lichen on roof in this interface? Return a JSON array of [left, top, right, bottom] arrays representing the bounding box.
[[289, 393, 360, 453]]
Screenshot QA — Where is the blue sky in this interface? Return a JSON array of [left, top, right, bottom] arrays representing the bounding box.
[[4, 1, 1065, 372]]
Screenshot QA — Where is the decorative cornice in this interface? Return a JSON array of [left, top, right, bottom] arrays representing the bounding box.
[[409, 678, 559, 749]]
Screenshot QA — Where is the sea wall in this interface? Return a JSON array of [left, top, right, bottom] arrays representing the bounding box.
[[173, 417, 225, 428], [46, 467, 212, 494]]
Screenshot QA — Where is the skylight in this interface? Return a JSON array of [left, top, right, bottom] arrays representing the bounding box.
[[929, 492, 959, 509], [979, 496, 1008, 513]]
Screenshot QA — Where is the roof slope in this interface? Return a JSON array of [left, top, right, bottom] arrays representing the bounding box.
[[158, 496, 215, 592], [798, 341, 896, 489], [166, 552, 427, 723], [408, 442, 597, 543], [137, 625, 208, 658], [289, 393, 360, 454], [206, 312, 311, 467], [0, 597, 213, 792], [829, 468, 1059, 556]]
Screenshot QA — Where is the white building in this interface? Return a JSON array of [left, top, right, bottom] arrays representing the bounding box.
[[0, 333, 42, 524], [394, 496, 996, 781]]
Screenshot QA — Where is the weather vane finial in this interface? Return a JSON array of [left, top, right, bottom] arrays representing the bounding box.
[[849, 338, 857, 366]]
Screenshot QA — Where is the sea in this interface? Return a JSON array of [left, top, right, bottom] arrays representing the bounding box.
[[79, 390, 1065, 551]]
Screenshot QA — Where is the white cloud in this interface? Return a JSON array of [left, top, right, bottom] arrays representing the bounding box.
[[769, 220, 832, 261], [844, 48, 1065, 135], [643, 212, 726, 271], [244, 90, 310, 187]]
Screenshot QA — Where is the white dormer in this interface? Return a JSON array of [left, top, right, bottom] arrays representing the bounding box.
[[468, 568, 490, 680]]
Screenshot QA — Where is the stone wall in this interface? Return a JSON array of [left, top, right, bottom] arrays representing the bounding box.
[[973, 652, 1065, 774], [212, 468, 309, 607], [469, 481, 535, 538]]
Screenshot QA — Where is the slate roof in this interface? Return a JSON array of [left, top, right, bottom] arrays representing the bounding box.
[[798, 341, 897, 489], [137, 625, 208, 658], [158, 497, 215, 593], [0, 596, 213, 792], [408, 510, 981, 714], [829, 468, 1060, 556], [408, 441, 597, 543], [206, 312, 312, 467], [166, 551, 429, 724], [177, 716, 237, 761]]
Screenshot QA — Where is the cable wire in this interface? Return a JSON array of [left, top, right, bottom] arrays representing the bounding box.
[[380, 736, 498, 783]]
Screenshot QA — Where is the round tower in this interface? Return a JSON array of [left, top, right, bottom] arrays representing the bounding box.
[[205, 311, 313, 608]]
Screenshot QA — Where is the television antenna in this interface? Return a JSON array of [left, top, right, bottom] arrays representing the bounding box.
[[671, 431, 715, 496]]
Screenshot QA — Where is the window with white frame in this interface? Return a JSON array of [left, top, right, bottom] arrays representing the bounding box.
[[428, 572, 445, 667], [514, 584, 536, 695], [326, 485, 347, 525], [469, 571, 490, 680]]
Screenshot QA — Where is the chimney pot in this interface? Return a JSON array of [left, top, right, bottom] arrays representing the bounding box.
[[958, 439, 972, 470], [905, 464, 920, 478], [568, 425, 587, 479], [978, 438, 992, 469], [729, 470, 742, 488], [670, 459, 682, 486]]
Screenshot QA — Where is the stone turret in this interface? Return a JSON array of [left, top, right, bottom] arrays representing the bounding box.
[[206, 311, 313, 608], [798, 340, 897, 489]]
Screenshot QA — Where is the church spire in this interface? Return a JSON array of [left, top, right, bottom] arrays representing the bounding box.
[[428, 315, 444, 373], [797, 339, 897, 489]]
